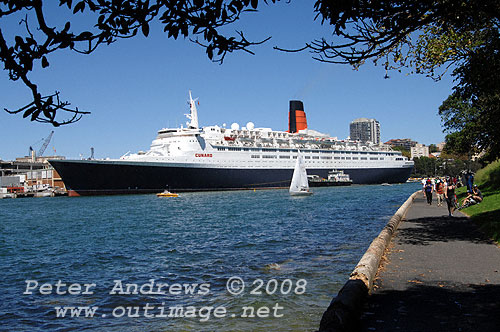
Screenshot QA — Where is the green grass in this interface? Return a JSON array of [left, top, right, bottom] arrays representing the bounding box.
[[457, 160, 500, 243], [473, 159, 500, 189]]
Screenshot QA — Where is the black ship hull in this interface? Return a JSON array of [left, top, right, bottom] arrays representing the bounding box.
[[49, 160, 413, 196]]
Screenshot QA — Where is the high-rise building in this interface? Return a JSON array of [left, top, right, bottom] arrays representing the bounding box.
[[350, 118, 380, 145]]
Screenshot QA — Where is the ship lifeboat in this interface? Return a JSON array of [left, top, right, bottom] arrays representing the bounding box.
[[224, 136, 236, 141]]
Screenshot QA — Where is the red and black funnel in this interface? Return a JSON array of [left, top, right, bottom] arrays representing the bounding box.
[[288, 100, 307, 133]]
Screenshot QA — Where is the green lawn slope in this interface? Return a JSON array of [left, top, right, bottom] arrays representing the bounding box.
[[458, 160, 500, 243]]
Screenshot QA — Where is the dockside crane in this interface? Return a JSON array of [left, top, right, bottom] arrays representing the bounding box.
[[38, 131, 54, 157], [29, 131, 54, 160]]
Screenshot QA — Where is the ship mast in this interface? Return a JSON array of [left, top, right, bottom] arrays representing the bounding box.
[[186, 90, 199, 129]]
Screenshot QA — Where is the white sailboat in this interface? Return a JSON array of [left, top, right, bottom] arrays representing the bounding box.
[[289, 152, 313, 196]]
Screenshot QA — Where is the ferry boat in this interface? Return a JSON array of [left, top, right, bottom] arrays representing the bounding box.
[[49, 92, 414, 196], [308, 169, 353, 187]]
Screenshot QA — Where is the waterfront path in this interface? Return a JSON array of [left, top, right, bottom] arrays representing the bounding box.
[[359, 196, 500, 332]]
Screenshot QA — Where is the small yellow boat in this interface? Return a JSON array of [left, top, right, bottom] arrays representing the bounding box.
[[156, 190, 179, 197]]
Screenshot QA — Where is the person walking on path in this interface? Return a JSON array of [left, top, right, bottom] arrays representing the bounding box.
[[424, 179, 434, 205], [435, 179, 445, 207], [444, 177, 457, 216]]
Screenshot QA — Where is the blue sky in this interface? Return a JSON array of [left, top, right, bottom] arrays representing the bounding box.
[[0, 2, 455, 160]]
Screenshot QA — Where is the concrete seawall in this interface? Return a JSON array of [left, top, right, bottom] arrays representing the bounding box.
[[318, 190, 420, 332]]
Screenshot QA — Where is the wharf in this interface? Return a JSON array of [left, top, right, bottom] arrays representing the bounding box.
[[359, 196, 500, 331], [1, 190, 67, 198]]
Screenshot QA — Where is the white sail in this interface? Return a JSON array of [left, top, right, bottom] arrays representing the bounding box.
[[299, 154, 309, 189], [289, 155, 302, 193], [290, 152, 312, 195], [186, 90, 199, 129]]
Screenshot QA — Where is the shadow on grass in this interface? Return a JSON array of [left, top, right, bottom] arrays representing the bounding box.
[[359, 282, 500, 332], [483, 164, 500, 191], [472, 209, 500, 243], [395, 216, 494, 246]]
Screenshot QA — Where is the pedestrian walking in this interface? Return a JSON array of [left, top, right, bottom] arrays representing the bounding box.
[[435, 179, 445, 207], [444, 177, 457, 217], [424, 179, 433, 205]]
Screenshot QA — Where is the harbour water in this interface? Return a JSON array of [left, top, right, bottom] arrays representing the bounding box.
[[0, 183, 419, 331]]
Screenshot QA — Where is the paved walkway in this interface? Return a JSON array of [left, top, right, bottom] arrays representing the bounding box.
[[359, 196, 500, 332]]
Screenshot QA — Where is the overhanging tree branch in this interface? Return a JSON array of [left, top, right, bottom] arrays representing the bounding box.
[[1, 0, 277, 126]]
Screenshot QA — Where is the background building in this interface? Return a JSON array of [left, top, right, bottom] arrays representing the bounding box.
[[411, 143, 430, 159], [350, 118, 381, 145], [385, 138, 418, 150], [436, 142, 446, 151]]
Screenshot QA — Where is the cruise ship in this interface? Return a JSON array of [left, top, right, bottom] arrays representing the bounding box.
[[49, 92, 414, 196]]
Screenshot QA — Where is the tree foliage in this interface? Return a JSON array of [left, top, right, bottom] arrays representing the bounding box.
[[428, 144, 438, 154], [412, 156, 438, 177], [439, 27, 500, 161], [305, 0, 499, 77], [412, 156, 481, 177], [439, 94, 481, 155], [2, 0, 500, 148], [0, 0, 275, 126]]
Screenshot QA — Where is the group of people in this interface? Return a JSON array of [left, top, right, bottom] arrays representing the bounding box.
[[421, 176, 482, 217]]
